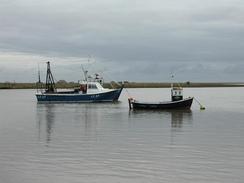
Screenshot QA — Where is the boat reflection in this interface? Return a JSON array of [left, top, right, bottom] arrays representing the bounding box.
[[170, 109, 192, 128], [128, 109, 192, 128], [36, 103, 118, 144], [36, 104, 55, 144]]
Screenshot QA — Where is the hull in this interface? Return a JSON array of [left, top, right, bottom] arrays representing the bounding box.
[[36, 88, 123, 103], [131, 97, 193, 110]]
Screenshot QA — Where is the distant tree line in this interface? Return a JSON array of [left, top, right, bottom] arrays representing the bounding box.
[[0, 80, 244, 89]]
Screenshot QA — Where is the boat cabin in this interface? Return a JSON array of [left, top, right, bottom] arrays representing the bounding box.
[[171, 87, 183, 101], [79, 81, 107, 94], [94, 73, 104, 85]]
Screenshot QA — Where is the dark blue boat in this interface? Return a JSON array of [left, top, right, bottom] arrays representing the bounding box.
[[129, 97, 193, 110], [128, 85, 193, 110], [36, 62, 123, 103]]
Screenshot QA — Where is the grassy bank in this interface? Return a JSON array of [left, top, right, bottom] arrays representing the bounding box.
[[1, 81, 244, 89], [121, 82, 244, 88], [0, 82, 79, 89]]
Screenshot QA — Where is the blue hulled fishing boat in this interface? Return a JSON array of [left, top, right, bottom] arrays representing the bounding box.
[[36, 62, 123, 103]]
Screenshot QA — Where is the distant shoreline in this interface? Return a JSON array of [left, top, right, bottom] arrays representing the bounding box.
[[1, 82, 244, 89]]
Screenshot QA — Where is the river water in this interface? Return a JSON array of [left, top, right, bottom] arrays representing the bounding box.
[[0, 88, 244, 183]]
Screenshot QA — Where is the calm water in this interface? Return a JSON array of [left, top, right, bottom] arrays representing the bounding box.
[[0, 88, 244, 183]]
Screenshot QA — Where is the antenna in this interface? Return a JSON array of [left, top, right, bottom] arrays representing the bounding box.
[[81, 64, 88, 81], [88, 55, 91, 63], [170, 72, 174, 88], [36, 63, 44, 93], [38, 64, 41, 83], [170, 72, 181, 88]]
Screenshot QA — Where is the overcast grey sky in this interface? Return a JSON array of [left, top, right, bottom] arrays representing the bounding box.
[[0, 0, 244, 82]]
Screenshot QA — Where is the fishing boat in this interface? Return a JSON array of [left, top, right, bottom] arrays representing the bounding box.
[[128, 84, 193, 110], [36, 62, 123, 103]]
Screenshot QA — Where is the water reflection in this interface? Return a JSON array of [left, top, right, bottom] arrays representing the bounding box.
[[36, 104, 55, 144], [169, 110, 193, 146], [45, 105, 55, 143], [170, 109, 192, 128], [36, 103, 109, 144], [129, 109, 193, 128]]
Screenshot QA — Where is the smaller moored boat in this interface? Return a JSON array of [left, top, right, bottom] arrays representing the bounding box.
[[36, 62, 123, 103], [128, 85, 193, 110]]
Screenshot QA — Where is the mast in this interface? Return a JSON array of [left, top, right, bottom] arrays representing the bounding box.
[[36, 64, 43, 93], [45, 61, 56, 93]]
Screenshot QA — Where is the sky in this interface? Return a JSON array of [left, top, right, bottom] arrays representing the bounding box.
[[0, 0, 244, 82]]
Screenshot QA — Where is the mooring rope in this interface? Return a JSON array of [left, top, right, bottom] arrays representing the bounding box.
[[125, 88, 133, 99], [193, 97, 206, 110]]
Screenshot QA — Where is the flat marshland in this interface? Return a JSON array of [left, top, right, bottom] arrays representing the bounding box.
[[1, 81, 244, 89]]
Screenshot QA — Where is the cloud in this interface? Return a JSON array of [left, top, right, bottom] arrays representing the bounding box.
[[0, 51, 96, 82], [0, 0, 244, 81]]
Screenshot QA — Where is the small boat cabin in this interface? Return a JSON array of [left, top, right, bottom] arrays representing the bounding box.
[[171, 87, 183, 101]]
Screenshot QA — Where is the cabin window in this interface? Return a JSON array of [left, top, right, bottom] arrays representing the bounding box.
[[88, 84, 98, 89]]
